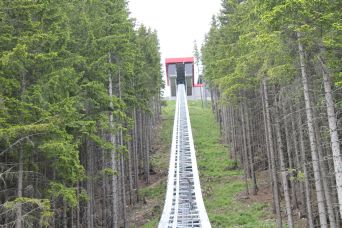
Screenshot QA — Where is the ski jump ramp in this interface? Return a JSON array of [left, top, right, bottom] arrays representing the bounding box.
[[159, 84, 211, 228]]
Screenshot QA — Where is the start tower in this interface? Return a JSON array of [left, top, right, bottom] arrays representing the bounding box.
[[165, 57, 194, 97]]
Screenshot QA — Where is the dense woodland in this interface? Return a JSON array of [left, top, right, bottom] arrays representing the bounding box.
[[0, 0, 163, 227], [202, 0, 341, 227]]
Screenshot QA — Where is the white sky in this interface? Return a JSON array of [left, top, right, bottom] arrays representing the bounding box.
[[128, 0, 222, 96]]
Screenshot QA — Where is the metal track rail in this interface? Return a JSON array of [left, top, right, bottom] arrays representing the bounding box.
[[159, 84, 211, 228]]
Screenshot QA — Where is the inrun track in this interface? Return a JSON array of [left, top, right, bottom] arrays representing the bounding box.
[[158, 84, 211, 228]]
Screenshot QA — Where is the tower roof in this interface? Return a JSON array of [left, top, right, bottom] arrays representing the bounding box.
[[165, 57, 194, 64]]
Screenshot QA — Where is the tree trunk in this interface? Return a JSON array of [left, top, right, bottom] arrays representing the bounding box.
[[86, 140, 94, 228], [227, 106, 233, 160], [297, 103, 315, 228], [101, 142, 107, 227], [143, 114, 150, 184], [231, 107, 238, 163], [262, 78, 282, 228], [120, 142, 127, 227], [275, 96, 294, 228], [63, 201, 67, 228], [210, 89, 215, 115], [245, 102, 257, 195], [108, 52, 118, 228], [221, 105, 226, 143], [297, 32, 328, 228], [312, 107, 337, 228], [16, 72, 27, 228], [138, 110, 144, 176], [240, 104, 250, 196], [70, 206, 74, 228], [133, 107, 139, 202], [118, 70, 127, 227], [76, 182, 80, 228], [261, 85, 276, 213], [318, 54, 342, 219], [281, 95, 298, 210], [127, 137, 134, 205], [289, 104, 306, 217], [16, 145, 23, 228]]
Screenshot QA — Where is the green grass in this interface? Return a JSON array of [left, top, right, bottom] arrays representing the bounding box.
[[139, 181, 166, 199], [140, 101, 175, 228], [150, 101, 175, 172], [141, 218, 159, 228], [188, 100, 275, 228], [141, 100, 275, 227]]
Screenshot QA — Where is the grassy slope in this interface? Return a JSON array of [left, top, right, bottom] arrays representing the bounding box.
[[140, 100, 275, 227], [188, 100, 275, 227], [140, 101, 175, 228]]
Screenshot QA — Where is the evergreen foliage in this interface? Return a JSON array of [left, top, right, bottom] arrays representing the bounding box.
[[202, 1, 342, 227], [0, 0, 162, 226]]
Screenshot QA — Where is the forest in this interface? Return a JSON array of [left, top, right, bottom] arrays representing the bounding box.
[[0, 0, 163, 227], [202, 0, 342, 227], [1, 0, 342, 227]]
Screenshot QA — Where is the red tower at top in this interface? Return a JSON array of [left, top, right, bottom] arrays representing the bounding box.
[[165, 57, 194, 97]]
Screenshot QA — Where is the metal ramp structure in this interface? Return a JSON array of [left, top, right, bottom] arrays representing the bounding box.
[[159, 84, 211, 228]]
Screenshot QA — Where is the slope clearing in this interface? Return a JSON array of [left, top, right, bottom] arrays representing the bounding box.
[[134, 100, 275, 227]]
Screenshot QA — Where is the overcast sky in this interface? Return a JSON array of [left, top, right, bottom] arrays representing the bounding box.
[[128, 0, 221, 58], [128, 0, 222, 95]]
